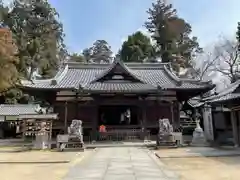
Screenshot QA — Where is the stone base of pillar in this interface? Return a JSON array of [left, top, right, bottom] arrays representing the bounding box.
[[34, 134, 49, 150]]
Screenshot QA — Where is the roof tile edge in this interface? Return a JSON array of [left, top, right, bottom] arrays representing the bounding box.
[[50, 64, 69, 85], [21, 65, 69, 86], [163, 64, 213, 85]]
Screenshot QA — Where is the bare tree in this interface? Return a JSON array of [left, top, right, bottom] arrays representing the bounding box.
[[191, 52, 219, 81], [179, 51, 218, 81], [214, 38, 240, 83]]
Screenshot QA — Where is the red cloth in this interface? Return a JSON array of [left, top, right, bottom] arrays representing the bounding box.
[[99, 125, 106, 132]]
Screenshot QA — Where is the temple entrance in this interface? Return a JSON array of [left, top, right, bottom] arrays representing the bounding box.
[[98, 105, 139, 126], [97, 105, 143, 141]]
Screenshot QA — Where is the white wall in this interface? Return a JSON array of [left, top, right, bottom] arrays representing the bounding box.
[[0, 116, 4, 122]]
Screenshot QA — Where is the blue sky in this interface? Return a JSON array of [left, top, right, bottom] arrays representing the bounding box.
[[4, 0, 240, 54]]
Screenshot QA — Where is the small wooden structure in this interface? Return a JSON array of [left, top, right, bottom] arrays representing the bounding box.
[[0, 104, 41, 138], [19, 113, 58, 149]]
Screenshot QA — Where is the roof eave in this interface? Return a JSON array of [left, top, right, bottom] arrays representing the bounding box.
[[86, 89, 158, 94], [166, 84, 215, 91], [20, 86, 78, 92]]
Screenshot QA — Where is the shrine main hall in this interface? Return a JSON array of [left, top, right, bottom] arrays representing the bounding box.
[[21, 59, 214, 140]]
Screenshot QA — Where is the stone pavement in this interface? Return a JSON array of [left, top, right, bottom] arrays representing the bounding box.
[[64, 147, 179, 180], [155, 147, 240, 158]]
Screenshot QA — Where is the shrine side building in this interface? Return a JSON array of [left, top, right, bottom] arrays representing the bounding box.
[[21, 60, 214, 140], [202, 80, 240, 146]]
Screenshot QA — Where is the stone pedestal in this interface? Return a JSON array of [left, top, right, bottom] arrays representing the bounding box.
[[191, 120, 207, 146], [34, 134, 49, 150], [157, 118, 175, 146]]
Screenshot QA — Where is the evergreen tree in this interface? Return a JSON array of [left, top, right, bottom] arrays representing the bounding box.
[[82, 48, 92, 63], [90, 40, 112, 63], [237, 22, 240, 51], [119, 31, 155, 62], [5, 0, 66, 78], [145, 0, 202, 71], [70, 53, 86, 62]]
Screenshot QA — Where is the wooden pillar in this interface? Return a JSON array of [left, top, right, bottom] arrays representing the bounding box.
[[170, 101, 174, 126], [142, 105, 147, 130], [75, 92, 78, 119], [237, 111, 240, 145], [64, 101, 68, 133], [141, 98, 147, 140], [173, 101, 180, 129], [231, 111, 239, 147], [92, 104, 98, 141]]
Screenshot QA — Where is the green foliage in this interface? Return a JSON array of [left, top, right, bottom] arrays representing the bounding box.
[[78, 40, 113, 63], [3, 88, 22, 104], [70, 53, 86, 62], [237, 22, 240, 51], [4, 0, 66, 79], [119, 31, 155, 62], [0, 29, 19, 94], [2, 88, 35, 104], [0, 0, 67, 103], [145, 0, 202, 71], [90, 40, 113, 63], [82, 48, 92, 62]]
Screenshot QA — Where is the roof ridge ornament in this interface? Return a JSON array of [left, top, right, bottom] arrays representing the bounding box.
[[114, 56, 121, 63]]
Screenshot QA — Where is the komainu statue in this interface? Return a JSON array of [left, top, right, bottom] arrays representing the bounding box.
[[157, 118, 174, 146], [68, 119, 84, 146], [57, 119, 84, 151]]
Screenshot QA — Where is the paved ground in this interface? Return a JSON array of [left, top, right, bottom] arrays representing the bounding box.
[[0, 149, 87, 180], [155, 146, 240, 158], [155, 147, 240, 180], [161, 156, 240, 180], [64, 147, 179, 180]]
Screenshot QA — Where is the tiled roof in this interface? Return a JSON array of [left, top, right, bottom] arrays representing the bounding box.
[[187, 97, 204, 108], [21, 60, 214, 93], [85, 82, 156, 93], [203, 79, 240, 104], [209, 93, 240, 103], [0, 104, 39, 116]]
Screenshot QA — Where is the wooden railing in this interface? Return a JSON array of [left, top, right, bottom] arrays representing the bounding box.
[[95, 128, 150, 141]]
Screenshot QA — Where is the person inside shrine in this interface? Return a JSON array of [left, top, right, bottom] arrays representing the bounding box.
[[99, 124, 106, 132], [99, 113, 106, 132]]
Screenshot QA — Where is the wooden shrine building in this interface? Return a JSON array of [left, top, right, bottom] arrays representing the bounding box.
[[202, 79, 240, 146], [21, 60, 214, 140]]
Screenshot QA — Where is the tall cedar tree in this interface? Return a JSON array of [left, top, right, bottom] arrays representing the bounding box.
[[5, 0, 66, 79], [145, 0, 202, 72], [119, 31, 155, 62], [90, 40, 113, 63], [237, 22, 240, 51]]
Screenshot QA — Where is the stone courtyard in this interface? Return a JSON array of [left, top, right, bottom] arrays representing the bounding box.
[[0, 146, 240, 180], [64, 147, 178, 180], [155, 147, 240, 180]]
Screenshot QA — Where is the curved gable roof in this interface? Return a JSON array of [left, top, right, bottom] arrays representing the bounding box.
[[21, 60, 214, 93], [90, 59, 145, 83]]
